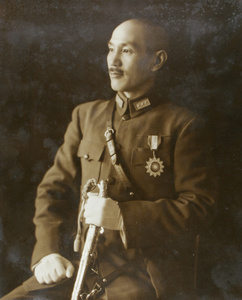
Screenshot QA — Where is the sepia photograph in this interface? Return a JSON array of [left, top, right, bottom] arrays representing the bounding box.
[[0, 1, 241, 299]]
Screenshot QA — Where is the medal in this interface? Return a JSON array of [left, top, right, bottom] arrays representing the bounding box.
[[145, 135, 164, 177], [145, 152, 164, 177]]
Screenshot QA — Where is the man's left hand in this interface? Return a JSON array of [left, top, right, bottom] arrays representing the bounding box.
[[84, 192, 123, 230]]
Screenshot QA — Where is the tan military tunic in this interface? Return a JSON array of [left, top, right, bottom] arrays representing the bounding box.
[[30, 93, 217, 299]]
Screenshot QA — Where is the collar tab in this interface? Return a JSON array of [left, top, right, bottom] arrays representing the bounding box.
[[116, 93, 124, 108], [133, 98, 151, 111]]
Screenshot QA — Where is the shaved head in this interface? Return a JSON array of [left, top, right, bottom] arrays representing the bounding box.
[[114, 19, 169, 54], [107, 19, 168, 98]]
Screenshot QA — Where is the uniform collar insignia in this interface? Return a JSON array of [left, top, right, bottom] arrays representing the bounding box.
[[115, 92, 152, 118], [133, 98, 151, 111]]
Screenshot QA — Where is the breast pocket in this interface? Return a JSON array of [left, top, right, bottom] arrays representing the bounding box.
[[77, 140, 105, 184], [130, 136, 173, 198], [131, 136, 172, 168]]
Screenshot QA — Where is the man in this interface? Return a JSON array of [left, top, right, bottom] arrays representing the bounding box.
[[2, 19, 217, 299]]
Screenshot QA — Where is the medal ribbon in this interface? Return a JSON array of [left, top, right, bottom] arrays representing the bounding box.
[[147, 135, 161, 151]]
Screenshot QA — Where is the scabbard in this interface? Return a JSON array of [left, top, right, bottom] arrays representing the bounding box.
[[71, 225, 100, 300]]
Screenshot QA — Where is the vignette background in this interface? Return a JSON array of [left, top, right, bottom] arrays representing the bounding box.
[[0, 1, 241, 298]]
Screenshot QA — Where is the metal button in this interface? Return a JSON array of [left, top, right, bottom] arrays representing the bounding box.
[[107, 177, 116, 184], [84, 154, 89, 160], [129, 192, 135, 197]]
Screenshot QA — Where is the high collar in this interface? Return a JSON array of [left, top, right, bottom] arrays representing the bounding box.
[[115, 92, 153, 119]]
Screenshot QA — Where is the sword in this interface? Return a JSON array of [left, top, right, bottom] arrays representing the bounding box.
[[71, 179, 108, 300]]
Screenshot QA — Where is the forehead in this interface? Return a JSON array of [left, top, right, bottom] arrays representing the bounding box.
[[109, 22, 148, 51]]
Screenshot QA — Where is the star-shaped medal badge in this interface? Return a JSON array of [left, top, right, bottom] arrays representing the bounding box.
[[145, 157, 164, 177]]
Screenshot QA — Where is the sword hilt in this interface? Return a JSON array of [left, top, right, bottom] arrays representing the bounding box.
[[98, 180, 108, 198]]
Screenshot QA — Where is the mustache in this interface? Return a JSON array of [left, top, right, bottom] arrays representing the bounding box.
[[109, 67, 123, 73]]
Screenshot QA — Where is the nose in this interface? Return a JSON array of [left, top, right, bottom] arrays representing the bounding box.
[[107, 49, 121, 67]]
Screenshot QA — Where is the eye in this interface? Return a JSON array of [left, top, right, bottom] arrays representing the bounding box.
[[122, 48, 133, 54], [108, 47, 114, 52]]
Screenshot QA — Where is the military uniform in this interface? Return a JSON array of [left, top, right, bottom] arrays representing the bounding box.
[[2, 93, 217, 300]]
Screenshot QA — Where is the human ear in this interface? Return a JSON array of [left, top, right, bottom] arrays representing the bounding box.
[[151, 50, 167, 72]]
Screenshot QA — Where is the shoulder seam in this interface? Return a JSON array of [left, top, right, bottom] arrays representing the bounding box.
[[177, 117, 197, 139]]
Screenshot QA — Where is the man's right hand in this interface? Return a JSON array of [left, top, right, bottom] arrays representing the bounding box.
[[34, 253, 75, 284]]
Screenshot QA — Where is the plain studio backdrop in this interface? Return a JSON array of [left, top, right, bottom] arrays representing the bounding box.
[[0, 1, 241, 299]]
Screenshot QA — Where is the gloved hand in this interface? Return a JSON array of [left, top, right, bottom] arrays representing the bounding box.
[[84, 192, 123, 230], [34, 253, 74, 284]]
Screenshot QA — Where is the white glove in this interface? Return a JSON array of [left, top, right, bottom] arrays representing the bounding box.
[[34, 253, 74, 284], [84, 192, 123, 230]]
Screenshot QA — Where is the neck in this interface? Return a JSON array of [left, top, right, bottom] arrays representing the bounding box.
[[122, 79, 154, 100]]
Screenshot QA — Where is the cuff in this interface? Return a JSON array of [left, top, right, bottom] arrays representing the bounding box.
[[31, 253, 62, 271]]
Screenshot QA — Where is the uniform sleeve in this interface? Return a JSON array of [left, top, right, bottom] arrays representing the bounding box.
[[119, 117, 218, 249], [31, 106, 82, 267]]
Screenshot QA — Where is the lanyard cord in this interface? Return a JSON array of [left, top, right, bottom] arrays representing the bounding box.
[[104, 99, 133, 191]]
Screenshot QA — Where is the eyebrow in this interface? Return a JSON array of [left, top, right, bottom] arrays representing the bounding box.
[[108, 41, 139, 50]]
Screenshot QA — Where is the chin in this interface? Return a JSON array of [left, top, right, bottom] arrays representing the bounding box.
[[110, 82, 123, 92]]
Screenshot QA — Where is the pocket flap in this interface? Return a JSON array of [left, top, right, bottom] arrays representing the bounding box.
[[131, 148, 151, 166], [131, 146, 171, 166], [77, 140, 105, 161]]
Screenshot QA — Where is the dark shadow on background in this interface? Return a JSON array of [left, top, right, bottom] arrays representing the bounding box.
[[0, 1, 241, 299]]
